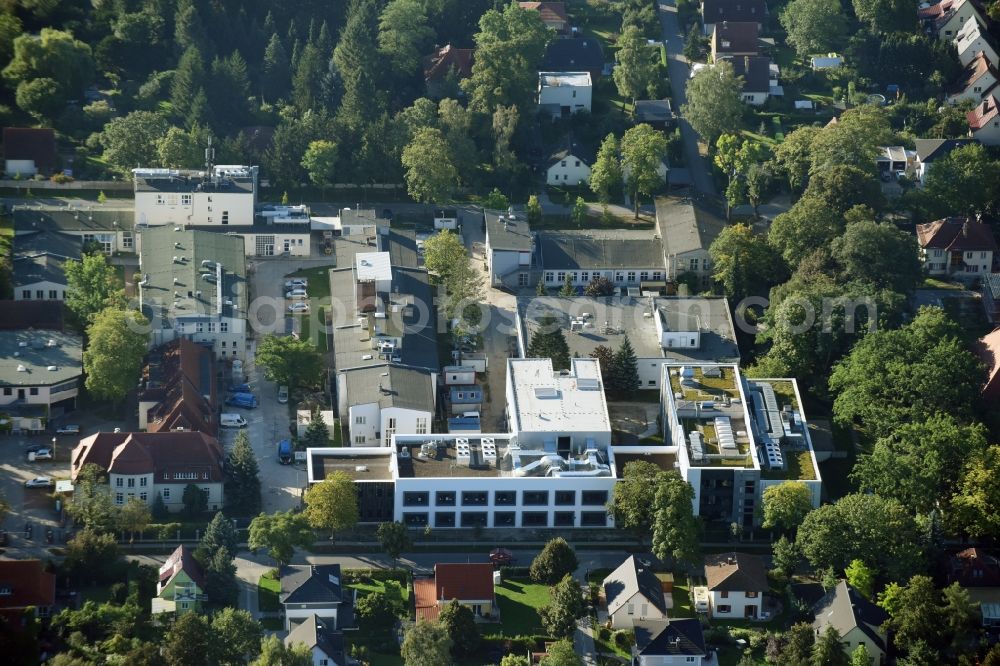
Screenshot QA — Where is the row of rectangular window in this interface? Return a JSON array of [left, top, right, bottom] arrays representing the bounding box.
[[543, 271, 663, 284], [402, 490, 608, 507], [2, 387, 38, 396], [22, 290, 65, 300], [402, 511, 607, 528]]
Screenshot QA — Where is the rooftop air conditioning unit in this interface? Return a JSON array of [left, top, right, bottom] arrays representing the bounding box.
[[46, 339, 56, 347], [47, 366, 58, 371], [16, 364, 26, 372]]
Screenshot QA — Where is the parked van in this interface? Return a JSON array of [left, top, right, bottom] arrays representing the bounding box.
[[225, 392, 258, 409], [278, 439, 293, 464], [220, 413, 248, 428]]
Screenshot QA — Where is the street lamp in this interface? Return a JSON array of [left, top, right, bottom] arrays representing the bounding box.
[[51, 436, 57, 460]]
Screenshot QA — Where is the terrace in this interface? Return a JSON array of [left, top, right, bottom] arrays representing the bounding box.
[[667, 365, 742, 401]]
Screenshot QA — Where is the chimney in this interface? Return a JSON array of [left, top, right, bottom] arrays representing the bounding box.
[[963, 219, 969, 237], [744, 56, 750, 72]]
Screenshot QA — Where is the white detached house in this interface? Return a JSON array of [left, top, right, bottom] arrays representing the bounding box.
[[704, 552, 768, 619]]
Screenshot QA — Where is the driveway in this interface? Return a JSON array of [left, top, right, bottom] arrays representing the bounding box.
[[658, 0, 718, 196]]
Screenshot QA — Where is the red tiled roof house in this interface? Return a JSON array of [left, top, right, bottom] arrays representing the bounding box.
[[916, 216, 997, 280], [414, 563, 496, 620], [71, 431, 225, 513], [2, 127, 56, 177], [0, 560, 55, 625], [519, 2, 570, 32], [968, 94, 1000, 145]]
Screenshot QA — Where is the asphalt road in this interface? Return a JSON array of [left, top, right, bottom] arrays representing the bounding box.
[[659, 0, 718, 196]]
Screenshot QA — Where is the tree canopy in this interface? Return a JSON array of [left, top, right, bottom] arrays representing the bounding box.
[[303, 472, 359, 539], [255, 335, 324, 390], [83, 308, 150, 404], [681, 60, 743, 145]]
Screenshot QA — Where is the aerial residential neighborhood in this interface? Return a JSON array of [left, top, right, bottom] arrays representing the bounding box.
[[1, 0, 1000, 665]]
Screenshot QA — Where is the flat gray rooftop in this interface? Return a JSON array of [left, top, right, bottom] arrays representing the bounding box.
[[520, 295, 663, 358], [0, 329, 82, 387], [310, 452, 394, 481]]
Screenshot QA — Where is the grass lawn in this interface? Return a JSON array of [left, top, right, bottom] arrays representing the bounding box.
[[297, 307, 329, 352], [592, 619, 632, 659], [287, 266, 334, 299], [921, 277, 965, 290], [671, 583, 695, 618], [349, 578, 410, 606], [494, 578, 551, 636], [258, 572, 281, 612]]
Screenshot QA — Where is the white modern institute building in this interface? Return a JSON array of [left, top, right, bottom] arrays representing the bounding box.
[[308, 358, 618, 529]]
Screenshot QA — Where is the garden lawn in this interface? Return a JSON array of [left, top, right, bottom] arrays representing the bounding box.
[[288, 266, 333, 299], [258, 572, 281, 612], [671, 583, 695, 618], [494, 578, 551, 636], [349, 578, 410, 606]]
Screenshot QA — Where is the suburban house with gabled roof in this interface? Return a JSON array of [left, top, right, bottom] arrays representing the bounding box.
[[71, 431, 225, 512], [955, 16, 1000, 68], [519, 1, 570, 32], [702, 0, 767, 35], [603, 555, 669, 628], [912, 138, 975, 185], [949, 52, 999, 105], [704, 552, 768, 619], [2, 127, 56, 176], [729, 55, 773, 105], [337, 364, 436, 447], [415, 563, 496, 620], [546, 137, 594, 186], [632, 619, 708, 665], [915, 216, 997, 279], [0, 560, 55, 624], [974, 327, 1000, 403], [655, 195, 727, 289], [285, 615, 346, 666], [138, 339, 218, 436], [967, 94, 1000, 144], [949, 547, 1000, 588], [542, 37, 605, 80], [920, 0, 988, 40], [711, 21, 760, 60], [423, 44, 474, 98], [280, 564, 348, 631], [812, 580, 889, 665], [153, 545, 206, 616]]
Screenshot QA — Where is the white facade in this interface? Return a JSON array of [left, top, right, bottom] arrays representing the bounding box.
[[971, 117, 1000, 145], [5, 159, 37, 176], [443, 366, 476, 385], [934, 0, 987, 40], [709, 589, 763, 619], [109, 471, 224, 513], [949, 66, 998, 105], [240, 232, 311, 257], [538, 72, 593, 116], [741, 90, 768, 105], [921, 247, 994, 277], [133, 166, 258, 228], [956, 17, 999, 67], [285, 606, 339, 633], [306, 646, 338, 666], [434, 210, 459, 230], [546, 154, 591, 185], [608, 591, 668, 629], [540, 267, 666, 288], [345, 403, 433, 447], [0, 381, 78, 408], [636, 654, 704, 666], [15, 280, 66, 301]]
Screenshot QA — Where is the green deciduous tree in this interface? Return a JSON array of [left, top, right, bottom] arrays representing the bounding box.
[[809, 107, 892, 175], [538, 575, 585, 638], [762, 481, 813, 534], [652, 471, 701, 568], [401, 620, 452, 666], [851, 414, 987, 514], [845, 559, 876, 599], [771, 535, 801, 580], [63, 528, 119, 583], [804, 165, 884, 216], [530, 537, 578, 585], [710, 223, 787, 301], [163, 613, 213, 666], [780, 0, 848, 57], [253, 635, 312, 666], [211, 608, 261, 665], [492, 104, 520, 175], [402, 127, 459, 203], [681, 60, 743, 145], [301, 139, 338, 193], [484, 188, 510, 211], [590, 133, 622, 204], [540, 639, 581, 666], [829, 306, 985, 437], [850, 644, 871, 666], [852, 0, 914, 33], [831, 218, 921, 293], [3, 28, 94, 98], [767, 197, 844, 268], [157, 126, 206, 169], [256, 335, 324, 390], [15, 77, 62, 121], [914, 143, 1000, 219], [438, 599, 480, 658], [117, 497, 151, 543], [527, 194, 542, 224], [463, 2, 550, 113], [100, 111, 171, 175], [571, 196, 588, 226], [83, 308, 150, 405], [609, 460, 662, 531], [796, 494, 923, 582], [376, 521, 412, 565], [527, 313, 571, 370], [303, 472, 359, 539], [614, 26, 658, 106], [951, 445, 1000, 539], [226, 431, 261, 515], [247, 511, 314, 568], [771, 126, 820, 193], [64, 253, 125, 326], [356, 590, 399, 645], [621, 124, 668, 218]]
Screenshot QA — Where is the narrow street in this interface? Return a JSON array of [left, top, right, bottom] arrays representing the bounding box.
[[658, 0, 718, 196]]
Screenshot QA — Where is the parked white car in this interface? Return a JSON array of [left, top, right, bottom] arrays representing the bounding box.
[[285, 278, 308, 289], [286, 290, 309, 300], [277, 386, 289, 404], [288, 303, 310, 313], [55, 425, 80, 435], [24, 477, 54, 488], [30, 448, 53, 461]]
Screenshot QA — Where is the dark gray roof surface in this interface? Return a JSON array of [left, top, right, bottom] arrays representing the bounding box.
[[543, 36, 605, 72], [634, 99, 674, 123], [485, 211, 534, 252], [634, 619, 707, 657], [913, 138, 975, 162], [14, 206, 134, 233], [12, 230, 82, 287], [342, 364, 436, 412], [729, 55, 771, 93], [538, 230, 664, 270], [284, 614, 345, 659], [604, 554, 668, 616], [281, 565, 344, 606], [655, 195, 727, 256], [13, 254, 67, 287], [549, 135, 596, 165], [812, 580, 888, 650]]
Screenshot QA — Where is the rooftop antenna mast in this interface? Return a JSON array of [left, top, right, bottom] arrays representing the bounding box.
[[205, 137, 215, 183]]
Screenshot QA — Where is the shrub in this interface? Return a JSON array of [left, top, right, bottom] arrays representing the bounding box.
[[613, 630, 634, 650]]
